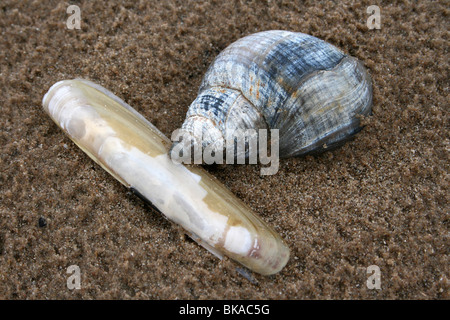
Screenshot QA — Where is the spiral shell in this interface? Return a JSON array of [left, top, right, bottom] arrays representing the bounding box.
[[171, 30, 372, 161], [42, 79, 289, 275]]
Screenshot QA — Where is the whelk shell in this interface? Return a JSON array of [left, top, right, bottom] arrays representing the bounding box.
[[170, 30, 373, 162], [42, 79, 289, 275]]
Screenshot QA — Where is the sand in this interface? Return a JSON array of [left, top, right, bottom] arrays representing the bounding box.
[[0, 0, 448, 299]]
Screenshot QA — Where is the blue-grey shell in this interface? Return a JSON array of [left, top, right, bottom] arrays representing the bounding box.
[[176, 30, 373, 158]]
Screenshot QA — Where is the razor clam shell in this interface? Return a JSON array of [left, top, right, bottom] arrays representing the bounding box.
[[42, 79, 289, 275], [175, 30, 373, 159]]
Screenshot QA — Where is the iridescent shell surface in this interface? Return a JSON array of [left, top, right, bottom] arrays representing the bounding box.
[[42, 79, 289, 275], [171, 30, 373, 160]]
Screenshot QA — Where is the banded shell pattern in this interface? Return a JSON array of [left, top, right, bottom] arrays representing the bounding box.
[[42, 79, 290, 275], [171, 30, 372, 160]]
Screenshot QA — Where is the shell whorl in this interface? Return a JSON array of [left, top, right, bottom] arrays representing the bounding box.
[[171, 30, 372, 161]]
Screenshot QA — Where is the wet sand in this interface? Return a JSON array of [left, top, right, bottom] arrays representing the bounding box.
[[0, 0, 448, 299]]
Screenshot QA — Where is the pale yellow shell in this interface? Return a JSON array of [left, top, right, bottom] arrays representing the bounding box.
[[42, 79, 289, 275]]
